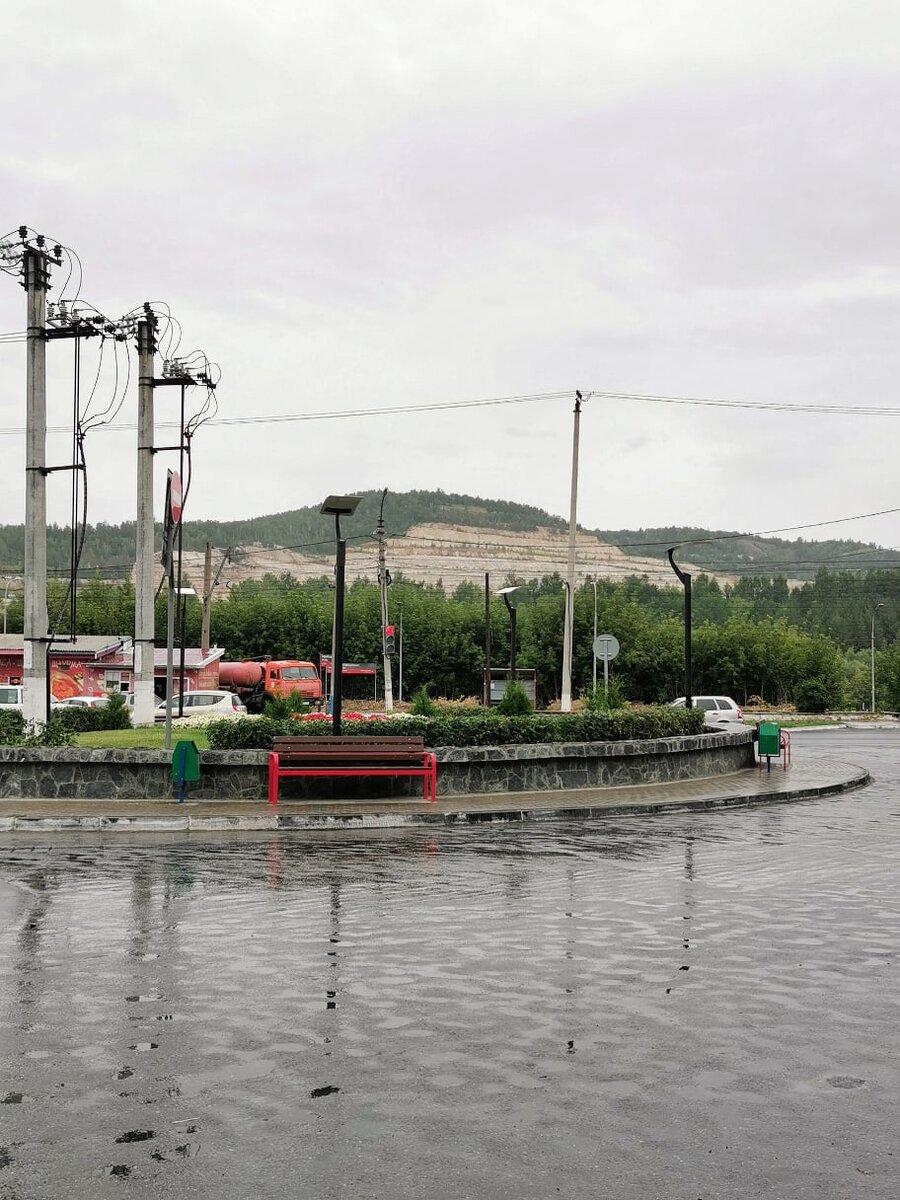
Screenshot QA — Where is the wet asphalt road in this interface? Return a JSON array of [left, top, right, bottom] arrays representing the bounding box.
[[0, 729, 897, 1199]]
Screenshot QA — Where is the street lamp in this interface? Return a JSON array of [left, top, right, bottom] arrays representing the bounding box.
[[871, 602, 884, 713], [164, 585, 195, 751], [321, 495, 361, 734], [591, 579, 598, 690], [496, 586, 525, 679]]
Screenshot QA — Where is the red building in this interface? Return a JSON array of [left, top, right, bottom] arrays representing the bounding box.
[[0, 635, 223, 700]]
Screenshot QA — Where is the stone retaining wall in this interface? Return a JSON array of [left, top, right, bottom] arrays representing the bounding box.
[[0, 730, 755, 801]]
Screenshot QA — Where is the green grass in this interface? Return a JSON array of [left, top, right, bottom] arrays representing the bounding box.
[[778, 717, 844, 729], [75, 727, 210, 750], [745, 716, 843, 729]]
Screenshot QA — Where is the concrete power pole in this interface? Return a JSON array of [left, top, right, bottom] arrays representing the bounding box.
[[133, 313, 157, 726], [201, 541, 212, 658], [376, 489, 394, 713], [560, 390, 584, 713], [23, 248, 51, 726]]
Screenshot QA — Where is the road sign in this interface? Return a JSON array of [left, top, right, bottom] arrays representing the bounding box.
[[592, 634, 620, 661], [169, 470, 183, 524]]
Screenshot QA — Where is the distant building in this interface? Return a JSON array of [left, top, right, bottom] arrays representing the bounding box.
[[0, 635, 223, 699]]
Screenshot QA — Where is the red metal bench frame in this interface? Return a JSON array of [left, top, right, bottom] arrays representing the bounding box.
[[268, 735, 437, 805]]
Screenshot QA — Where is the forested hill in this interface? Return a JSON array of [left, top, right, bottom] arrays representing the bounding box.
[[0, 490, 897, 579], [599, 527, 900, 577]]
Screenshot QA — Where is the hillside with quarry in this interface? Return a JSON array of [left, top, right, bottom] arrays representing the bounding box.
[[175, 520, 725, 598], [0, 489, 896, 590]]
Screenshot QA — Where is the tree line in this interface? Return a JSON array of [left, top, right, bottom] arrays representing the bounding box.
[[14, 567, 900, 710]]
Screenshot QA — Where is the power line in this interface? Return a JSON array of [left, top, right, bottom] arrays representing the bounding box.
[[4, 381, 900, 438]]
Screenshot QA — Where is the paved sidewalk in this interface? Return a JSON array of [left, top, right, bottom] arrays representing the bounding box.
[[0, 755, 869, 832]]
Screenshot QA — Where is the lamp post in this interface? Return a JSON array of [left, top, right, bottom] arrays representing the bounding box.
[[561, 390, 584, 713], [321, 495, 361, 734], [870, 602, 884, 713], [591, 579, 598, 690], [164, 585, 195, 752], [496, 586, 524, 685], [398, 603, 403, 703], [667, 548, 692, 708]]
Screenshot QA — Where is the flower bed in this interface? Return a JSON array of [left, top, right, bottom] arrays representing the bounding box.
[[205, 706, 706, 750]]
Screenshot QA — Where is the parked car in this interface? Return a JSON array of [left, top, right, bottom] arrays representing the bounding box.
[[155, 690, 248, 721], [0, 684, 23, 710], [59, 694, 110, 708], [0, 686, 78, 711], [670, 695, 744, 726]]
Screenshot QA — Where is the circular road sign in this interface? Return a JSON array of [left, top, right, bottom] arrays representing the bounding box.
[[592, 633, 620, 660], [169, 471, 183, 524]]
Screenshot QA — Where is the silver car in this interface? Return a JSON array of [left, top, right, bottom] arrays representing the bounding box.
[[670, 695, 744, 726], [155, 690, 247, 721]]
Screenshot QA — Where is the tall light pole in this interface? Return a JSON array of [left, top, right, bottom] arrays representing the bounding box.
[[398, 603, 403, 703], [497, 586, 524, 685], [667, 548, 692, 708], [560, 390, 584, 713], [870, 602, 884, 713], [376, 488, 394, 713], [321, 495, 361, 734], [591, 579, 598, 690]]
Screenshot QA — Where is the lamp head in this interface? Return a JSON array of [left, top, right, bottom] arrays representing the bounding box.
[[320, 494, 362, 517]]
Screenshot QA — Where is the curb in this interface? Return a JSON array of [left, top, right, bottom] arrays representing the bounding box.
[[0, 765, 871, 833]]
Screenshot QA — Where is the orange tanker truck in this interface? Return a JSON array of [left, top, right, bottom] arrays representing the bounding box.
[[217, 659, 323, 713]]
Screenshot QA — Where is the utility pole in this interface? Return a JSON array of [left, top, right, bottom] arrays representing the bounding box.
[[560, 390, 584, 713], [2, 577, 19, 636], [376, 489, 394, 712], [200, 544, 232, 659], [484, 571, 491, 707], [201, 541, 213, 657], [23, 242, 54, 726], [870, 603, 884, 713], [134, 310, 157, 726]]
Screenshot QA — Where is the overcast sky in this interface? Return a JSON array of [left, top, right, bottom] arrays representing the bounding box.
[[2, 0, 899, 557]]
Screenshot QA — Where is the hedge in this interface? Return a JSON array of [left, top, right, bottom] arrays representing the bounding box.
[[206, 705, 707, 750]]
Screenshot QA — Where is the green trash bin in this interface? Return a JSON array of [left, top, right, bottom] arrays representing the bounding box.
[[757, 721, 780, 770], [171, 740, 201, 802]]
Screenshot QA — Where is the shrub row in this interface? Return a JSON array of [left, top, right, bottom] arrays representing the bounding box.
[[205, 705, 707, 750], [0, 697, 132, 746]]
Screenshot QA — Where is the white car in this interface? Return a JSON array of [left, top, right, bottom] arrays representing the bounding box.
[[0, 684, 23, 711], [670, 695, 744, 726], [59, 694, 111, 708], [155, 690, 247, 721]]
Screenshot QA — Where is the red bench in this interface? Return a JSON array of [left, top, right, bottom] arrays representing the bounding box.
[[268, 735, 437, 805]]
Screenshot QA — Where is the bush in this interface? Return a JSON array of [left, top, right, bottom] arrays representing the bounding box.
[[97, 692, 133, 730], [24, 717, 75, 747], [497, 680, 533, 715], [264, 693, 310, 720], [206, 716, 281, 750], [204, 704, 707, 750], [582, 679, 627, 712], [409, 686, 438, 717], [0, 710, 26, 744]]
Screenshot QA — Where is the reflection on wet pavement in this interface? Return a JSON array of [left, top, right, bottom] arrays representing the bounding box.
[[0, 731, 897, 1198]]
